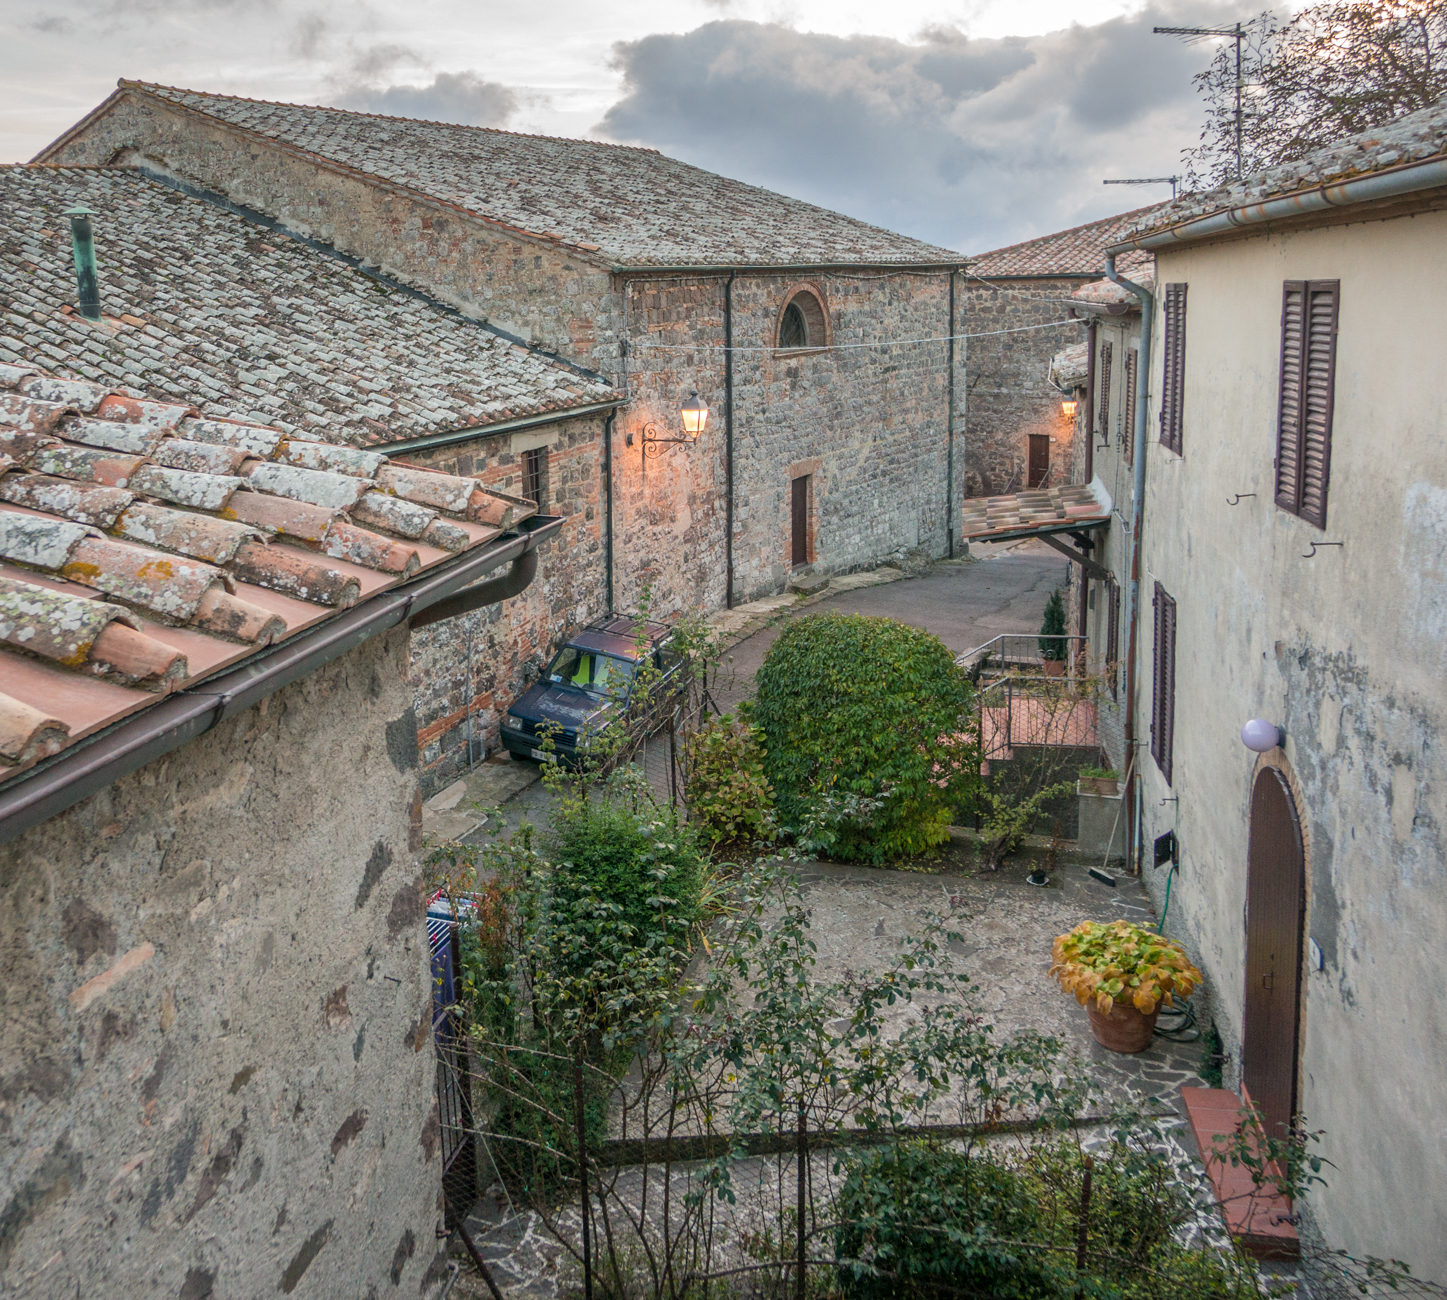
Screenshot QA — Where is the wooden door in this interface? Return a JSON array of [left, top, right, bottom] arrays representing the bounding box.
[[791, 476, 809, 566], [1028, 435, 1050, 488], [1242, 768, 1306, 1140]]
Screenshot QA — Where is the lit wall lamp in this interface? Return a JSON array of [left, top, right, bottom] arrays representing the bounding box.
[[1061, 395, 1078, 418], [1240, 719, 1284, 753], [627, 390, 710, 458]]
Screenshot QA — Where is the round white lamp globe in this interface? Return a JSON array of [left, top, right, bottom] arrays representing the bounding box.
[[1240, 719, 1282, 753]]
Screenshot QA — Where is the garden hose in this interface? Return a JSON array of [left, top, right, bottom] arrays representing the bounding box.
[[1153, 993, 1200, 1042], [1158, 866, 1174, 936]]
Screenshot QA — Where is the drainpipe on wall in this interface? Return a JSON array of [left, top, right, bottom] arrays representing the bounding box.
[[1076, 319, 1098, 643], [946, 270, 957, 559], [724, 269, 737, 608], [603, 409, 616, 613], [1106, 252, 1153, 875]]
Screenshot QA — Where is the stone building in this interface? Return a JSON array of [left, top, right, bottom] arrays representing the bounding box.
[[0, 362, 558, 1295], [39, 82, 971, 627], [0, 164, 616, 790], [964, 206, 1163, 497], [1099, 101, 1447, 1277]]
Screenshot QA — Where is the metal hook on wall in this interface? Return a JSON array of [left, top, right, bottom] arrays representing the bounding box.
[[1302, 540, 1344, 559], [1160, 795, 1179, 806], [1226, 492, 1256, 506]]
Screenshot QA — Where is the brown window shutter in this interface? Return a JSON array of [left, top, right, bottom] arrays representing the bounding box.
[[1275, 280, 1338, 527], [1160, 284, 1187, 454], [1106, 578, 1120, 700], [1123, 348, 1138, 467], [1151, 580, 1176, 783], [1300, 281, 1339, 528], [1275, 282, 1307, 512], [1097, 340, 1113, 437]]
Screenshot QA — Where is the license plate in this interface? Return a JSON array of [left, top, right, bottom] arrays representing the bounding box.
[[530, 748, 555, 762]]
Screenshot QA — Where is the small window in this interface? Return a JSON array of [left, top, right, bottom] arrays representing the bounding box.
[[522, 445, 547, 509], [1275, 280, 1338, 529], [1151, 581, 1177, 785], [1160, 283, 1188, 454], [775, 287, 828, 350]]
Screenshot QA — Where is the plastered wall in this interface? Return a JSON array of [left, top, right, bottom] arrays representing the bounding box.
[[1132, 211, 1447, 1281]]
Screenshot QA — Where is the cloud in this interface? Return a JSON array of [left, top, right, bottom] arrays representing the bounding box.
[[331, 69, 518, 126], [599, 9, 1250, 253]]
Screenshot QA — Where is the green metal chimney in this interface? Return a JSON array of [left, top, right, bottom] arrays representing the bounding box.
[[65, 205, 101, 320]]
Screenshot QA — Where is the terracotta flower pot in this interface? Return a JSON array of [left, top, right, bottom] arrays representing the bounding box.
[[1086, 998, 1160, 1053], [1043, 659, 1066, 678], [1078, 777, 1119, 797]]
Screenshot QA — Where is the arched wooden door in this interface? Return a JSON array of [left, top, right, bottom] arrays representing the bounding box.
[[1242, 768, 1306, 1139]]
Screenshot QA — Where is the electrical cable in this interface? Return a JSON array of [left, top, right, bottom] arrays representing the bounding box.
[[627, 317, 1079, 353]]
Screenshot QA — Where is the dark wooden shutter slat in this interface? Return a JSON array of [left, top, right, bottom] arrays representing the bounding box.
[[1098, 340, 1113, 437], [1163, 591, 1176, 786], [1300, 281, 1339, 528], [1106, 578, 1120, 700], [1123, 348, 1138, 466], [1150, 580, 1176, 784], [1275, 282, 1306, 511], [1160, 285, 1187, 454], [1151, 582, 1162, 762]]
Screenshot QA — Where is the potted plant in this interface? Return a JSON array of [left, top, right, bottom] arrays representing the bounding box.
[[1077, 765, 1120, 797], [1050, 920, 1203, 1053], [1039, 589, 1067, 677]]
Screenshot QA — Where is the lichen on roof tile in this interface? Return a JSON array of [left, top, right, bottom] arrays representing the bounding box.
[[0, 576, 137, 667]]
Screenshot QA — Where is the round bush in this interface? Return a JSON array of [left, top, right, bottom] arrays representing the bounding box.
[[748, 613, 975, 862]]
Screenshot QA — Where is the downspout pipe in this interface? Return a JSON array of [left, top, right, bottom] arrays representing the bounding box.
[[946, 270, 956, 559], [0, 516, 562, 848], [1076, 319, 1098, 643], [602, 409, 616, 613], [1106, 251, 1153, 875], [724, 269, 737, 608], [410, 549, 537, 628]]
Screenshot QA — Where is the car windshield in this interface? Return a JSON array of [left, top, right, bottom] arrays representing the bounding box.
[[545, 647, 636, 699]]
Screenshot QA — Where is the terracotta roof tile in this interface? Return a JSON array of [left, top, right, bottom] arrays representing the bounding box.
[[960, 481, 1111, 542], [119, 82, 962, 269], [0, 362, 537, 776], [0, 167, 615, 448], [970, 206, 1165, 278]]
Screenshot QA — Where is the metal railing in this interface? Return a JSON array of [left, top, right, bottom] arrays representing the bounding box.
[[956, 633, 1087, 675]]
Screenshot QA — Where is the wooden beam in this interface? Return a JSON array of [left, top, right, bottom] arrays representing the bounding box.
[[1040, 532, 1110, 581]]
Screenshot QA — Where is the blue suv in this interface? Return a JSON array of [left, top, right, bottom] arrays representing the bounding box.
[[499, 616, 685, 766]]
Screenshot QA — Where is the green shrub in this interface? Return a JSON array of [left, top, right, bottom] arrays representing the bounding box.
[[1040, 589, 1067, 660], [748, 613, 976, 862], [836, 1138, 1261, 1300], [547, 775, 704, 939], [681, 712, 777, 848]]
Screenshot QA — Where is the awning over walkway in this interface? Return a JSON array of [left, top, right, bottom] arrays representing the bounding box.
[[959, 478, 1112, 545]]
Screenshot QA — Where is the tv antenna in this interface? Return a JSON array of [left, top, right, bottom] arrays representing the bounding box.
[[1154, 23, 1247, 178], [1103, 176, 1182, 200]]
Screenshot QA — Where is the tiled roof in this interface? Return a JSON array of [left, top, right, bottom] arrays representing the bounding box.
[[0, 167, 614, 449], [1049, 342, 1089, 391], [1121, 97, 1447, 241], [1069, 276, 1154, 311], [960, 481, 1111, 543], [969, 206, 1164, 277], [102, 82, 963, 269], [0, 362, 535, 778]]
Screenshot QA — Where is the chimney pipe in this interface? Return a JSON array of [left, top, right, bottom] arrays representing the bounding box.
[[65, 205, 101, 320]]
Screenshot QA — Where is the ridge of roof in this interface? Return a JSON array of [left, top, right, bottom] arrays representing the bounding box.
[[0, 361, 538, 779], [0, 166, 614, 449], [969, 204, 1168, 278], [122, 79, 664, 155], [111, 81, 964, 269], [1119, 96, 1447, 244]]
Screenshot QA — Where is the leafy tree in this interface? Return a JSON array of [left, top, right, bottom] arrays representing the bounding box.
[[1183, 0, 1447, 188]]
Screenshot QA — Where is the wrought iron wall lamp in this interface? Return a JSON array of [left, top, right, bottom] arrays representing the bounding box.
[[627, 391, 710, 458]]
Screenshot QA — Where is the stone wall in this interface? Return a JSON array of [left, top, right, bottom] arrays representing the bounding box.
[[402, 413, 608, 791], [48, 91, 967, 774], [0, 627, 446, 1296], [963, 277, 1087, 496]]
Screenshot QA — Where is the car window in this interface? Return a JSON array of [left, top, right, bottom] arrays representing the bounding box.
[[658, 642, 684, 676], [546, 647, 636, 699]]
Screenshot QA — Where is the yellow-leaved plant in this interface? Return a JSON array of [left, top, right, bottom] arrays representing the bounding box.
[[1050, 919, 1203, 1015]]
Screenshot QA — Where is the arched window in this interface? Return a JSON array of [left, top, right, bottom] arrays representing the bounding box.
[[775, 286, 829, 350]]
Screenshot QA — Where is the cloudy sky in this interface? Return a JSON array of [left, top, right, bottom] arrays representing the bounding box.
[[1, 0, 1261, 253]]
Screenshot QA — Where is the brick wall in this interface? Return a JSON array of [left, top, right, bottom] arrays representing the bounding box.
[[963, 277, 1087, 496]]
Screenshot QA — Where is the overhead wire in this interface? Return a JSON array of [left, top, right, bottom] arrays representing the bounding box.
[[626, 317, 1079, 354]]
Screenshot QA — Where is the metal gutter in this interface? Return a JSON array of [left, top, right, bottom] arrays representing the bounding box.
[[1105, 252, 1154, 876], [378, 400, 626, 457], [1107, 155, 1447, 254], [0, 515, 562, 847]]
